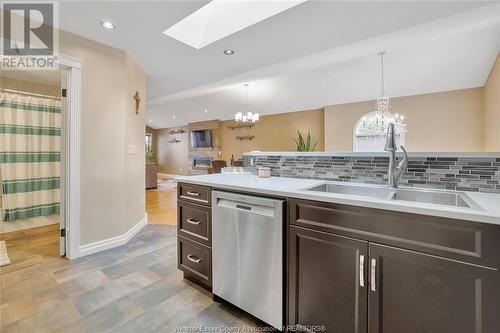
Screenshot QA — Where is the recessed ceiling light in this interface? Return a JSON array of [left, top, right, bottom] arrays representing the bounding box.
[[204, 109, 208, 113], [223, 49, 235, 56], [163, 0, 306, 49], [172, 115, 176, 119], [100, 21, 115, 29]]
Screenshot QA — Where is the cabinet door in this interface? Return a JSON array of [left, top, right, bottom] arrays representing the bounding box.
[[289, 226, 368, 333], [368, 243, 500, 333]]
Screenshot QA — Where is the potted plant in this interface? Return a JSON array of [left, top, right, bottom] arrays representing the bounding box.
[[145, 144, 158, 189], [293, 129, 318, 152], [145, 144, 156, 164]]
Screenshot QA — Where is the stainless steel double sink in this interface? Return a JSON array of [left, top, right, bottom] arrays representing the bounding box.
[[304, 183, 482, 210]]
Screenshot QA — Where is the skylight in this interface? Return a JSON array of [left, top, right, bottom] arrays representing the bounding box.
[[163, 0, 307, 49]]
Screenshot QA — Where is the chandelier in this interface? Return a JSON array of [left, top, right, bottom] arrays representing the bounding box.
[[234, 84, 259, 123], [359, 52, 406, 137]]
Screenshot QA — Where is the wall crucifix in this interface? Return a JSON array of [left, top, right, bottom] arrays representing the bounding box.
[[133, 91, 141, 114]]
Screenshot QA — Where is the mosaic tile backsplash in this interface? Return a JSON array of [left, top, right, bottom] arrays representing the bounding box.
[[243, 154, 500, 193]]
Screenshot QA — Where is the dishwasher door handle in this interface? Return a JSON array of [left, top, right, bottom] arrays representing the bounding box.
[[216, 198, 276, 218], [236, 204, 252, 211]]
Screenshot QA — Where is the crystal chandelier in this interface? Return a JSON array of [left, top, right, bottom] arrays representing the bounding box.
[[360, 52, 406, 137], [234, 84, 259, 123]]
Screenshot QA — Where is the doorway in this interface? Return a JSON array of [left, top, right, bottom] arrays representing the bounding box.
[[0, 70, 64, 265]]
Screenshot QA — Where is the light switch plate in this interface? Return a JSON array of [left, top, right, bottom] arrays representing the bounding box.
[[128, 144, 136, 155]]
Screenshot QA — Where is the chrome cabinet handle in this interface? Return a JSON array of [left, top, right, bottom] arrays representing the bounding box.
[[359, 255, 365, 287], [186, 218, 200, 225], [186, 191, 200, 196], [371, 258, 377, 292], [187, 254, 201, 263]]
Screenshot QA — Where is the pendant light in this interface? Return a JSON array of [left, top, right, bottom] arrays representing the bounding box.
[[235, 84, 259, 123]]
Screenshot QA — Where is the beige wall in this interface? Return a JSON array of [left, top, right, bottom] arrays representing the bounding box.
[[325, 88, 484, 152], [58, 30, 147, 245], [483, 54, 500, 151], [156, 126, 189, 175], [220, 109, 324, 163], [153, 109, 324, 173]]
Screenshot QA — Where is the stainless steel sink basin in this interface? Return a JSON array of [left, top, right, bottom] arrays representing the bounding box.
[[304, 182, 482, 210], [387, 189, 481, 209], [305, 183, 392, 199]]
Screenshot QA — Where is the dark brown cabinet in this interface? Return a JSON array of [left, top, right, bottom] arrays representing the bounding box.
[[178, 236, 212, 289], [178, 200, 211, 246], [368, 243, 500, 333], [288, 226, 368, 333], [177, 182, 213, 290], [288, 198, 500, 333]]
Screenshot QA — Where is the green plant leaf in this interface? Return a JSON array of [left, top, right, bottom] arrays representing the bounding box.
[[293, 129, 318, 152], [306, 130, 311, 150]]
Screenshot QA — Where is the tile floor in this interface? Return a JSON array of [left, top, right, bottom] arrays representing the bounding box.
[[0, 224, 271, 332]]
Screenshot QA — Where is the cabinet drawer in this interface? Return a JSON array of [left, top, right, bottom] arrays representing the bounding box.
[[178, 183, 211, 206], [178, 201, 211, 246], [290, 198, 500, 269], [178, 236, 212, 288]]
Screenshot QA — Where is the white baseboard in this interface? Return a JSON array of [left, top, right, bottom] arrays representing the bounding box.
[[78, 214, 148, 257]]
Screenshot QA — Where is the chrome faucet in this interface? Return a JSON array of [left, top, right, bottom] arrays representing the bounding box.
[[384, 123, 408, 188]]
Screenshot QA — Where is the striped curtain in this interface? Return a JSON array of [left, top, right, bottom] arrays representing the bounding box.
[[0, 91, 61, 221]]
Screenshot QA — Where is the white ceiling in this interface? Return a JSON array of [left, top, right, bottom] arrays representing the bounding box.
[[56, 1, 500, 128]]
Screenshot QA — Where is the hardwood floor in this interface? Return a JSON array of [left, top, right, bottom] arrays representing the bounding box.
[[0, 224, 270, 332], [146, 177, 177, 225]]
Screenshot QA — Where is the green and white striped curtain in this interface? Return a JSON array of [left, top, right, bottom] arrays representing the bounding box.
[[0, 91, 61, 221]]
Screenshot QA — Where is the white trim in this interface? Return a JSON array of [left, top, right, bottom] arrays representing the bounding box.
[[56, 53, 82, 69], [60, 67, 68, 257], [64, 65, 82, 259], [78, 214, 148, 257]]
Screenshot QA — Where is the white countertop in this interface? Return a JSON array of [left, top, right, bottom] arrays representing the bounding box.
[[176, 173, 500, 226]]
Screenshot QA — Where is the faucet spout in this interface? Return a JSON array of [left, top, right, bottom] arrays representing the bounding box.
[[384, 123, 397, 152]]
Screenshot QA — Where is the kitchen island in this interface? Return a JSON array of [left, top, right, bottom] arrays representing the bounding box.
[[175, 172, 500, 332]]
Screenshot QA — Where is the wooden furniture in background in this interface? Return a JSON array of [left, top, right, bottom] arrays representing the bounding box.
[[145, 164, 158, 189], [212, 160, 227, 173], [232, 160, 243, 167]]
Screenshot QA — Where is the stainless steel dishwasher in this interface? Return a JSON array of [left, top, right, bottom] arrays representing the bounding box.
[[212, 190, 284, 330]]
